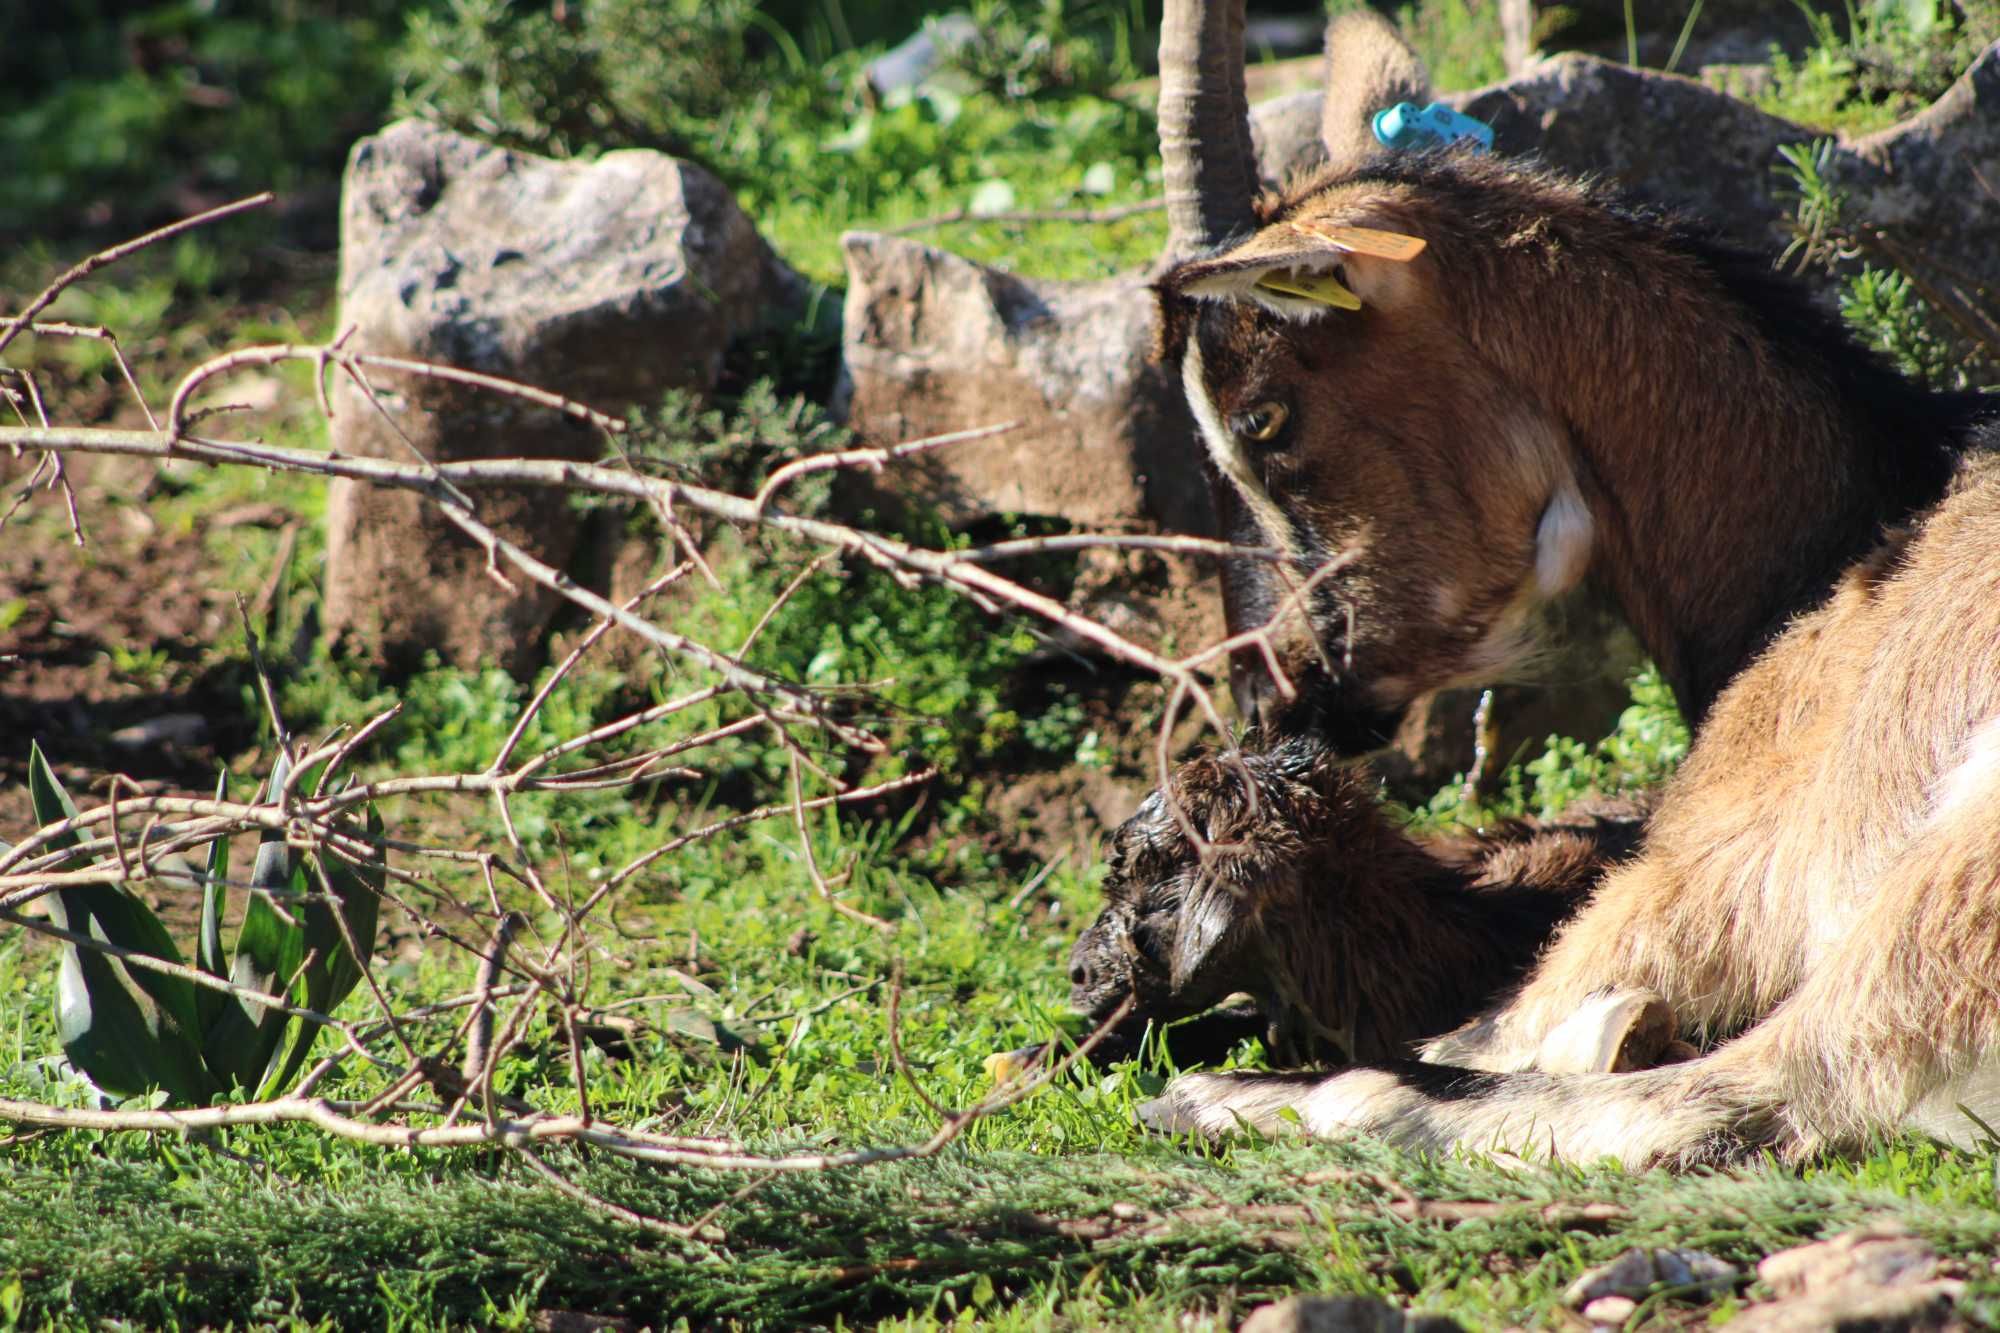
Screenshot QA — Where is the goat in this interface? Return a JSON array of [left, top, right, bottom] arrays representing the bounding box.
[[1067, 736, 1654, 1070], [1129, 3, 2000, 1165]]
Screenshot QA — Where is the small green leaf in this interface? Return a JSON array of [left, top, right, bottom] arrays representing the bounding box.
[[256, 806, 385, 1098], [201, 754, 306, 1093], [194, 769, 230, 1033]]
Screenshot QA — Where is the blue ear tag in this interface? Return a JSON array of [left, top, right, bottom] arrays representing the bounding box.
[[1371, 102, 1495, 153]]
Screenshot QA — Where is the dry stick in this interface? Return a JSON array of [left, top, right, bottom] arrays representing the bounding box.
[[490, 564, 690, 776], [581, 767, 936, 916], [291, 984, 533, 1100], [0, 192, 274, 362], [0, 997, 1138, 1172], [1005, 852, 1066, 911], [787, 751, 895, 932], [319, 843, 424, 1069], [669, 1170, 783, 1244], [471, 984, 544, 1135], [0, 338, 1266, 1171], [750, 420, 1021, 515], [513, 1146, 690, 1239], [959, 531, 1276, 564], [1, 323, 162, 432], [5, 411, 1271, 720], [884, 197, 1165, 236], [885, 960, 948, 1123], [2, 365, 83, 546], [736, 550, 837, 658]]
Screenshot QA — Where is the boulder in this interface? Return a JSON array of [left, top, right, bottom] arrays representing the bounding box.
[[1250, 45, 2000, 303], [835, 233, 1224, 654], [325, 118, 801, 673]]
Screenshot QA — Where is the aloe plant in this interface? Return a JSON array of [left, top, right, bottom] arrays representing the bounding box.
[[22, 742, 384, 1105]]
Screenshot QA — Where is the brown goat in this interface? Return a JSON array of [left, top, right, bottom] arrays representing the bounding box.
[[1130, 6, 2000, 1164], [1067, 736, 1650, 1068]]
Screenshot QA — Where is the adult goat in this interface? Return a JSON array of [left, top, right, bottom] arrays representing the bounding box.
[[1134, 3, 2000, 1165]]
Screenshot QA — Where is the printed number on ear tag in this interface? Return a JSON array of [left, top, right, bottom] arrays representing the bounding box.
[[1289, 222, 1428, 262], [1256, 270, 1363, 310]]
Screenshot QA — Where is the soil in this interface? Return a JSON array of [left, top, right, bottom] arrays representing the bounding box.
[[0, 451, 281, 830]]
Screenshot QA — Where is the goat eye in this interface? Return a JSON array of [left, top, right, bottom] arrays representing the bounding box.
[[1233, 401, 1289, 445]]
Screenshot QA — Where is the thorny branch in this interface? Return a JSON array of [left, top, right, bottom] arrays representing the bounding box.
[[0, 206, 1334, 1238]]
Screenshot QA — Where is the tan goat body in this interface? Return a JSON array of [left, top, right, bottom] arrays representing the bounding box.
[[1121, 7, 2000, 1165]]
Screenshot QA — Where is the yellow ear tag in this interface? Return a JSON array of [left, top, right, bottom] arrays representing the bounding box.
[[1256, 269, 1363, 310], [1289, 222, 1428, 262]]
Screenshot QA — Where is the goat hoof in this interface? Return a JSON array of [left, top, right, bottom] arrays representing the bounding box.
[[1658, 1039, 1700, 1065], [1536, 989, 1676, 1074]]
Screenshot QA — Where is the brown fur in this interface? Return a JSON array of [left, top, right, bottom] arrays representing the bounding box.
[[1135, 34, 2000, 1165], [1068, 736, 1646, 1064]]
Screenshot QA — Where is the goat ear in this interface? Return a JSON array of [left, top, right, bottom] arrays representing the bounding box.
[[1320, 12, 1433, 173], [1169, 882, 1240, 992], [1160, 220, 1426, 322]]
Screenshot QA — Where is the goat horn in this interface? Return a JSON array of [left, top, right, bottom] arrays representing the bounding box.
[[1158, 0, 1259, 258]]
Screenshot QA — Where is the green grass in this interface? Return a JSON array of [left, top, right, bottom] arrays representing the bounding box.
[[1755, 0, 2000, 133], [5, 933, 2000, 1333]]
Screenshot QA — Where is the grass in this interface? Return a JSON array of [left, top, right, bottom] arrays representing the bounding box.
[[6, 2, 2000, 1329], [7, 878, 2000, 1331]]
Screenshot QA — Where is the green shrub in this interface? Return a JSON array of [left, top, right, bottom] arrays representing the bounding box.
[[1760, 0, 2000, 132], [16, 745, 381, 1107], [0, 1, 411, 238]]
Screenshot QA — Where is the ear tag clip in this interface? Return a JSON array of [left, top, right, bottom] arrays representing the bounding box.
[[1256, 270, 1362, 310], [1372, 101, 1495, 153]]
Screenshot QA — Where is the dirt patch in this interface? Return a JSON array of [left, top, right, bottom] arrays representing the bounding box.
[[0, 451, 277, 827]]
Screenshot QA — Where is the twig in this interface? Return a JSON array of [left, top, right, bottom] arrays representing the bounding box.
[[0, 192, 273, 361], [885, 197, 1164, 236]]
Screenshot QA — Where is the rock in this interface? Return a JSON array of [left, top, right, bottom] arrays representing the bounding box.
[[1238, 1295, 1462, 1333], [1563, 1247, 1739, 1308], [1729, 1226, 1964, 1332], [1579, 1295, 1638, 1325], [837, 235, 1205, 534], [1249, 46, 2000, 304], [835, 233, 1224, 654], [325, 119, 801, 673]]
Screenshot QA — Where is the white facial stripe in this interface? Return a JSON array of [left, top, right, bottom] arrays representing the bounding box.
[[1181, 339, 1301, 566]]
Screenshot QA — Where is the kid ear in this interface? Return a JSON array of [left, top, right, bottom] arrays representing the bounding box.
[[1168, 881, 1241, 992]]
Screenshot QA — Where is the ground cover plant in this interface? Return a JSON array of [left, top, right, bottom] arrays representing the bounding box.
[[5, 2, 2000, 1329]]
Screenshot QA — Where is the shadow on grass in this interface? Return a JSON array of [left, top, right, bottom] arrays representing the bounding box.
[[7, 1131, 1999, 1329]]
